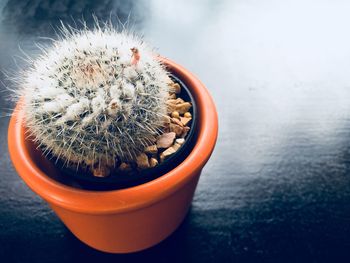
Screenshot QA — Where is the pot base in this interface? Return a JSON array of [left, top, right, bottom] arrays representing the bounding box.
[[51, 174, 200, 253]]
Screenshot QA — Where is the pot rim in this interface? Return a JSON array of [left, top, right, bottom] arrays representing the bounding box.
[[8, 57, 218, 214]]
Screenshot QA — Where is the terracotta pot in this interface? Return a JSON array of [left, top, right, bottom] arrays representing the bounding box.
[[8, 57, 218, 253]]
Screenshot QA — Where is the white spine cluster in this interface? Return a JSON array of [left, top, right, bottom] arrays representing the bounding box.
[[19, 24, 171, 168]]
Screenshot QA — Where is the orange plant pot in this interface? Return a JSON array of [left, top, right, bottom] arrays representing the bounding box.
[[8, 58, 218, 253]]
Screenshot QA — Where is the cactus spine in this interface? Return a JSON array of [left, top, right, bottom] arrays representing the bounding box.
[[19, 24, 172, 170]]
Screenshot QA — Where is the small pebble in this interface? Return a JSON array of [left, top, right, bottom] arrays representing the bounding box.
[[181, 126, 190, 138], [170, 123, 183, 136], [171, 117, 184, 127], [145, 145, 158, 155], [163, 116, 171, 132], [92, 166, 110, 177], [149, 158, 158, 167], [176, 138, 185, 145], [170, 83, 181, 94], [85, 159, 94, 166], [166, 100, 177, 113], [184, 112, 192, 118], [167, 99, 178, 104], [119, 162, 131, 171], [171, 111, 180, 119], [160, 147, 177, 162], [136, 153, 150, 169], [175, 98, 185, 104], [175, 102, 192, 114], [180, 117, 192, 126], [157, 132, 176, 148], [163, 115, 171, 124], [172, 143, 181, 151]]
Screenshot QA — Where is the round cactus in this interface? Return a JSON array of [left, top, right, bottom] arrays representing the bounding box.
[[19, 25, 172, 170]]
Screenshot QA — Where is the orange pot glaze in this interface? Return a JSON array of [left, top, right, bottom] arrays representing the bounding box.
[[8, 58, 218, 253]]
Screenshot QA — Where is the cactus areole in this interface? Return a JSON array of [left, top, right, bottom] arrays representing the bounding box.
[[17, 25, 196, 189]]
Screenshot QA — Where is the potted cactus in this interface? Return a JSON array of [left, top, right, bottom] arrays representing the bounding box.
[[8, 24, 218, 253]]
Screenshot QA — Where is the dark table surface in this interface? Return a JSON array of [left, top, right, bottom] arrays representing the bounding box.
[[2, 0, 350, 262]]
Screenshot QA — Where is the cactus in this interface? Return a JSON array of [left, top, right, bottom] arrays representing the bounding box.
[[18, 24, 172, 171]]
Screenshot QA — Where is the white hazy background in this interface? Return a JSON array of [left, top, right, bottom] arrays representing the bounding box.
[[1, 0, 350, 199], [144, 0, 350, 119], [142, 0, 350, 170]]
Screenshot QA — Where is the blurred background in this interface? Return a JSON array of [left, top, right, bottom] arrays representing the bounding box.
[[2, 0, 350, 262]]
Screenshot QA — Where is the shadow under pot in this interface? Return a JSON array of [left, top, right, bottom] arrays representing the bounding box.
[[8, 57, 218, 253]]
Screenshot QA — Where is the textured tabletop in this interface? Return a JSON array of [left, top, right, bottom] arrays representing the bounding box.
[[2, 0, 350, 262]]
